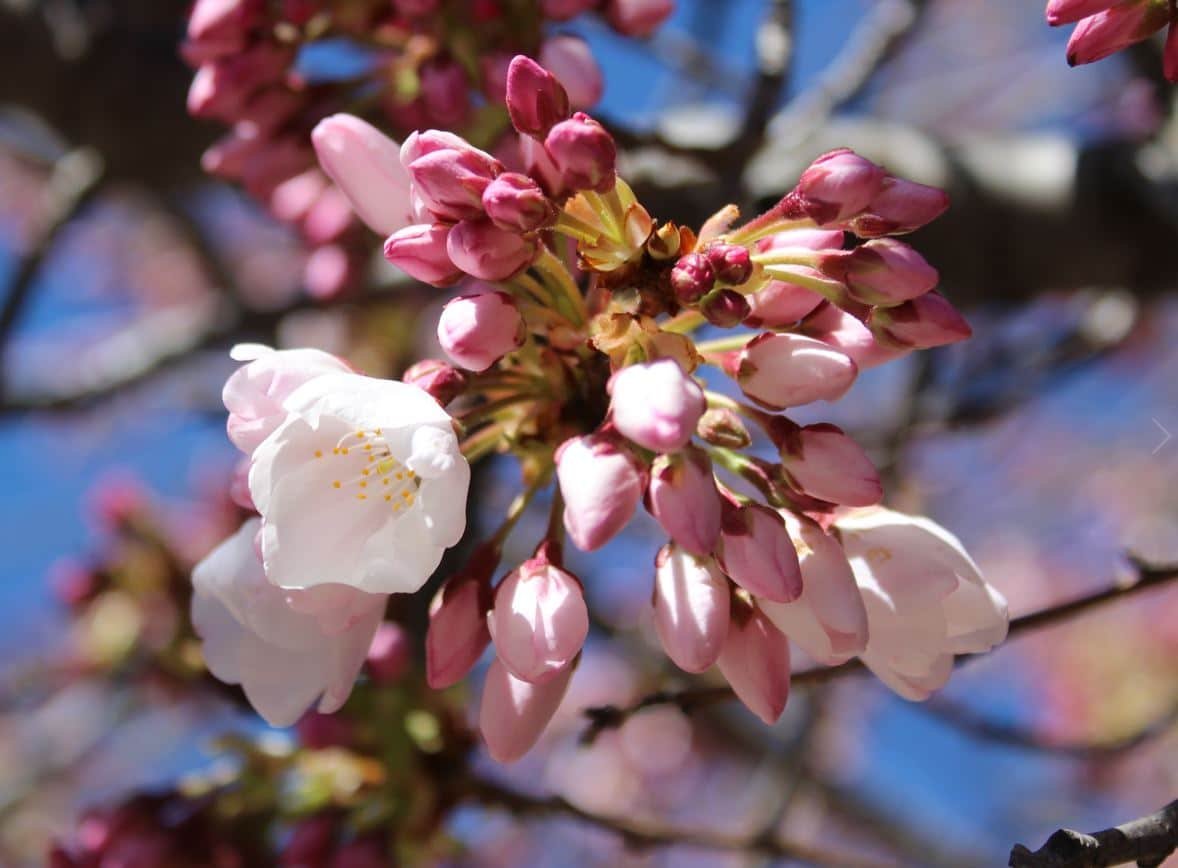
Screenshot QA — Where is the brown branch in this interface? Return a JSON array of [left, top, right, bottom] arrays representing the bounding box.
[[580, 560, 1178, 743], [770, 0, 927, 151], [1009, 800, 1178, 868], [915, 696, 1178, 759], [0, 145, 105, 399], [465, 774, 896, 868]]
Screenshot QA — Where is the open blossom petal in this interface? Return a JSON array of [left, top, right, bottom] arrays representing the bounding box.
[[249, 372, 469, 594], [222, 344, 351, 454], [191, 519, 386, 726], [758, 512, 867, 665], [837, 507, 1009, 700]]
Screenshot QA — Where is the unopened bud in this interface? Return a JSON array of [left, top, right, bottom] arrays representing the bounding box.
[[482, 172, 558, 232], [704, 243, 753, 285], [505, 55, 570, 138], [869, 291, 972, 349], [646, 222, 683, 260], [403, 358, 468, 405], [699, 288, 751, 328], [544, 112, 616, 193], [697, 407, 751, 449], [669, 252, 715, 303]]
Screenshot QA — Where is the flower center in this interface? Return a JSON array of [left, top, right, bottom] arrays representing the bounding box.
[[314, 428, 420, 512]]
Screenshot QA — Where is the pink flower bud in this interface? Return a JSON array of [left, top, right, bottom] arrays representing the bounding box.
[[736, 332, 857, 410], [406, 144, 502, 222], [794, 148, 886, 225], [489, 548, 589, 684], [1046, 0, 1116, 26], [312, 114, 415, 236], [653, 545, 729, 671], [646, 446, 722, 555], [446, 219, 541, 281], [304, 244, 356, 300], [696, 407, 750, 449], [759, 512, 868, 665], [366, 622, 411, 684], [301, 184, 352, 244], [1066, 2, 1169, 67], [201, 130, 264, 178], [821, 239, 938, 306], [482, 172, 558, 232], [426, 547, 497, 689], [799, 302, 907, 369], [506, 55, 570, 138], [669, 252, 715, 303], [774, 421, 883, 507], [556, 435, 646, 551], [519, 133, 566, 197], [540, 36, 604, 108], [479, 657, 574, 762], [541, 0, 597, 20], [852, 177, 950, 238], [223, 345, 352, 454], [403, 358, 468, 405], [296, 711, 353, 749], [269, 170, 326, 223], [187, 44, 291, 119], [745, 276, 824, 328], [699, 288, 751, 328], [383, 223, 462, 286], [544, 112, 617, 193], [240, 136, 314, 200], [759, 228, 846, 252], [604, 0, 676, 37], [717, 598, 791, 724], [187, 0, 263, 60], [608, 359, 705, 452], [419, 59, 470, 129], [704, 243, 753, 285], [718, 502, 802, 603], [869, 291, 971, 349]]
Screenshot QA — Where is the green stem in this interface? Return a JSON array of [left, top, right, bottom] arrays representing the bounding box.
[[695, 333, 757, 355], [751, 248, 821, 268], [489, 482, 544, 547], [554, 210, 602, 244], [533, 246, 588, 326], [760, 266, 847, 303], [725, 216, 817, 247], [460, 423, 506, 462], [661, 310, 706, 335]]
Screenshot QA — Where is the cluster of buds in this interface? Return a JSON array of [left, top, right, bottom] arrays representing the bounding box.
[[191, 54, 1009, 763], [1046, 0, 1178, 81], [184, 0, 671, 296]]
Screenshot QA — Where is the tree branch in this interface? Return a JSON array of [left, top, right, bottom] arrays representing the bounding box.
[[580, 560, 1178, 743], [0, 145, 105, 400], [1009, 800, 1178, 868], [465, 773, 896, 868]]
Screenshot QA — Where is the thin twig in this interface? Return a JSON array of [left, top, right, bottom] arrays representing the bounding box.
[[1009, 799, 1178, 868], [0, 146, 105, 399], [580, 561, 1178, 742], [466, 774, 897, 868]]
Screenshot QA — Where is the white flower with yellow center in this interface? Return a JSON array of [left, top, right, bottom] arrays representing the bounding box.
[[249, 372, 470, 595]]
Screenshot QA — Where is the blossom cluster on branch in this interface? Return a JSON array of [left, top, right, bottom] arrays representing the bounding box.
[[188, 50, 1011, 763], [182, 0, 670, 298], [1047, 0, 1178, 80]]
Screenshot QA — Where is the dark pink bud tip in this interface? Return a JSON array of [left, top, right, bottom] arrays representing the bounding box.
[[669, 252, 716, 303]]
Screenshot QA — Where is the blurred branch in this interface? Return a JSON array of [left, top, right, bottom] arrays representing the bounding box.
[[466, 773, 895, 868], [770, 0, 926, 152], [916, 697, 1178, 759], [0, 145, 104, 399], [1009, 799, 1178, 868], [580, 559, 1178, 742]]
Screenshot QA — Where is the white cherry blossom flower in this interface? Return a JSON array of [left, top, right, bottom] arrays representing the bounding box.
[[249, 372, 470, 594], [191, 519, 386, 726]]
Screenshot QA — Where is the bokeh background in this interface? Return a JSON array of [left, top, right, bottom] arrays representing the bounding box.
[[0, 0, 1176, 865]]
